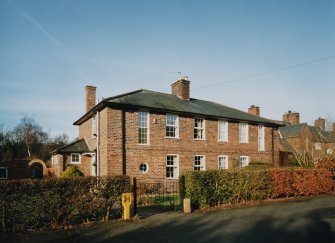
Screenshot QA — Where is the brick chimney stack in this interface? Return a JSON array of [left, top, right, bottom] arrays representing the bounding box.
[[248, 105, 260, 116], [85, 85, 96, 112], [314, 117, 325, 130], [171, 77, 190, 100], [283, 111, 300, 125]]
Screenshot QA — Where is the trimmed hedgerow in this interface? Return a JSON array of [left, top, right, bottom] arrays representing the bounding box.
[[0, 176, 130, 231], [184, 168, 333, 209]]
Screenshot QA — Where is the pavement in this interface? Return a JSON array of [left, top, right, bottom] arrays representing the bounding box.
[[3, 195, 335, 243]]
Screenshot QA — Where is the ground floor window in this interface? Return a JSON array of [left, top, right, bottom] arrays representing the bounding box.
[[194, 155, 206, 171], [71, 153, 81, 164], [0, 167, 8, 179], [166, 155, 179, 178], [218, 155, 229, 169], [239, 156, 249, 168], [139, 163, 149, 173]]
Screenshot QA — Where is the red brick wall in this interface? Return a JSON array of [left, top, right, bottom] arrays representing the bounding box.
[[79, 118, 96, 150], [77, 107, 280, 182]]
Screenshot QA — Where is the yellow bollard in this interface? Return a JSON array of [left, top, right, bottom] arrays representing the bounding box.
[[121, 193, 132, 220]]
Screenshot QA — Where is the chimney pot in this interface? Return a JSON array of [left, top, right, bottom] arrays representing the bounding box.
[[283, 111, 300, 125], [315, 117, 325, 130], [171, 78, 190, 100], [85, 85, 96, 112], [248, 105, 260, 116]]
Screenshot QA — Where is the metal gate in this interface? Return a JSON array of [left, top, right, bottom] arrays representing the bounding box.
[[133, 178, 181, 215]]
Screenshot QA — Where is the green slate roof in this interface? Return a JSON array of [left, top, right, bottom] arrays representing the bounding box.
[[74, 89, 282, 126], [51, 139, 92, 154], [279, 123, 306, 138]]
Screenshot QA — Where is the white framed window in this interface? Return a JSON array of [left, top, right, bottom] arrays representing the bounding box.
[[194, 155, 206, 171], [327, 148, 333, 155], [92, 115, 97, 138], [218, 155, 229, 169], [166, 155, 179, 178], [218, 120, 228, 142], [239, 123, 249, 143], [139, 163, 149, 173], [239, 156, 249, 168], [194, 118, 205, 140], [315, 143, 321, 150], [166, 114, 179, 138], [0, 167, 8, 179], [71, 153, 81, 164], [138, 111, 149, 144], [258, 125, 265, 151]]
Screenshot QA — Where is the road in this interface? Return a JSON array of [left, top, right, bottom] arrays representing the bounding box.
[[5, 195, 335, 243]]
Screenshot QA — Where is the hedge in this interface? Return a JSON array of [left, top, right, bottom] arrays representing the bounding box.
[[0, 176, 130, 231], [184, 169, 333, 209]]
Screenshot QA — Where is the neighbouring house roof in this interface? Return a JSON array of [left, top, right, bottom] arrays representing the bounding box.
[[279, 123, 307, 138], [74, 89, 282, 127], [279, 123, 335, 143], [51, 139, 92, 154]]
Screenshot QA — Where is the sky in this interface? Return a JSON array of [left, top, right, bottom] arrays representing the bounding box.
[[1, 0, 335, 139]]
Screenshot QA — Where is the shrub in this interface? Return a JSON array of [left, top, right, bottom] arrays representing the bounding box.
[[183, 168, 333, 209], [0, 176, 130, 232], [316, 157, 335, 178], [184, 169, 272, 208], [60, 165, 84, 178]]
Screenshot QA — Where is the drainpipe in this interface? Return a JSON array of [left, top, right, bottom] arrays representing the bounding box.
[[122, 108, 126, 175], [96, 110, 100, 177], [271, 128, 275, 166]]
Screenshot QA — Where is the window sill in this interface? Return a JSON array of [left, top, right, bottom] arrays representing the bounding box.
[[194, 139, 206, 141], [166, 177, 179, 180], [239, 141, 249, 144], [70, 162, 81, 164], [218, 140, 229, 143], [165, 137, 180, 140], [137, 143, 150, 146]]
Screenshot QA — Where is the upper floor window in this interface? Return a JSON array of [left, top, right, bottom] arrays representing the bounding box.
[[166, 155, 179, 179], [218, 120, 228, 142], [194, 155, 206, 171], [92, 115, 97, 137], [0, 167, 8, 179], [166, 114, 179, 138], [239, 123, 249, 143], [239, 156, 249, 168], [71, 153, 81, 164], [218, 155, 229, 169], [194, 118, 205, 140], [258, 125, 265, 151], [138, 111, 149, 144]]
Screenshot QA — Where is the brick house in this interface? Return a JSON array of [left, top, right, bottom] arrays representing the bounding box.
[[52, 78, 282, 181], [279, 111, 335, 166]]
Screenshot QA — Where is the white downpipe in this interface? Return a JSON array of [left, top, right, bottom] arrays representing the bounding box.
[[96, 110, 100, 177]]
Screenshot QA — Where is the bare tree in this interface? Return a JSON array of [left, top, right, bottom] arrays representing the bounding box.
[[325, 114, 335, 131], [12, 115, 49, 159]]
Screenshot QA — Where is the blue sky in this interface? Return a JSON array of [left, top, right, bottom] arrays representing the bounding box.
[[1, 0, 335, 138]]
